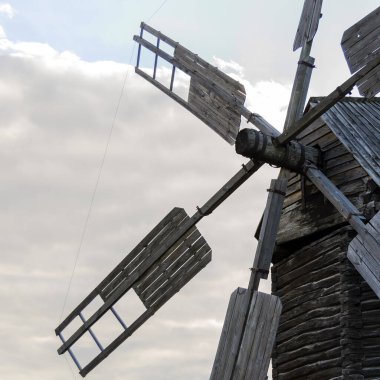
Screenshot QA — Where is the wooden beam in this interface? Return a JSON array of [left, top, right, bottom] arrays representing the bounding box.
[[274, 53, 380, 146], [248, 178, 288, 290]]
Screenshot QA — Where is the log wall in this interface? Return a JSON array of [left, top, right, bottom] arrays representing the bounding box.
[[277, 117, 371, 245], [273, 114, 380, 379], [272, 226, 380, 379]]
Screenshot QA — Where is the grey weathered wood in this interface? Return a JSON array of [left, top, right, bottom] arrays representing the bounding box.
[[55, 207, 186, 334], [284, 52, 315, 130], [233, 292, 282, 380], [57, 211, 204, 355], [293, 0, 323, 51], [210, 288, 249, 380], [274, 53, 380, 145], [134, 24, 281, 141], [235, 129, 320, 173], [348, 211, 380, 299], [341, 6, 380, 73], [249, 178, 288, 289]]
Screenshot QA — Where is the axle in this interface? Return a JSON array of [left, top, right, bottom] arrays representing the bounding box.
[[235, 128, 320, 173]]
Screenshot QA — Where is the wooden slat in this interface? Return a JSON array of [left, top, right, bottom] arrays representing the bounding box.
[[293, 0, 323, 51], [174, 45, 246, 98], [133, 228, 201, 296], [341, 7, 380, 97], [348, 211, 380, 299], [234, 293, 282, 380], [146, 246, 211, 308], [101, 210, 189, 300], [210, 288, 249, 380], [138, 236, 208, 307], [341, 6, 380, 72], [55, 207, 186, 334], [57, 213, 200, 355]]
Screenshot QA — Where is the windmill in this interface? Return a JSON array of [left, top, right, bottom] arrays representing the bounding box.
[[55, 1, 380, 378]]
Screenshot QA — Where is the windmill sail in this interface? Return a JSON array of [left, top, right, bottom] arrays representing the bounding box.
[[133, 23, 246, 144], [293, 0, 323, 51], [341, 6, 380, 97], [56, 207, 211, 377], [348, 211, 380, 299]]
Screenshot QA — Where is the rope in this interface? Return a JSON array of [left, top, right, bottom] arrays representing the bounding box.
[[58, 0, 170, 324]]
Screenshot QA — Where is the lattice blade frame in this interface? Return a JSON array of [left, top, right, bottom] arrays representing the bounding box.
[[55, 207, 211, 377], [133, 22, 246, 144]]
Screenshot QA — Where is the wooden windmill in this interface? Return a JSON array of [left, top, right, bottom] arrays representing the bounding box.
[[55, 1, 380, 378]]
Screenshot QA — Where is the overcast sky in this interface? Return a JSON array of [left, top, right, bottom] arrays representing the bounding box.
[[0, 1, 379, 380]]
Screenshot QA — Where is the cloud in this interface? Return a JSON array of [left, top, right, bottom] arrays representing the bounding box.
[[0, 3, 16, 18], [0, 31, 281, 380]]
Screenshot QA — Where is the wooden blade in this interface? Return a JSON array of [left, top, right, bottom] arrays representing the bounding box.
[[56, 207, 211, 376], [133, 23, 245, 144], [348, 211, 380, 299], [274, 52, 380, 146], [133, 23, 280, 142], [305, 164, 380, 299], [341, 6, 380, 97], [293, 0, 323, 51], [209, 288, 282, 380], [56, 158, 265, 376]]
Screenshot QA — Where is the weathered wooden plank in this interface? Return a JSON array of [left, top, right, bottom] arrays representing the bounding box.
[[341, 6, 380, 70], [174, 44, 246, 97], [234, 293, 282, 380], [293, 0, 323, 51], [341, 6, 380, 97], [55, 207, 186, 334], [143, 244, 211, 308], [210, 288, 249, 380], [101, 210, 189, 300], [348, 212, 380, 299], [134, 229, 202, 297]]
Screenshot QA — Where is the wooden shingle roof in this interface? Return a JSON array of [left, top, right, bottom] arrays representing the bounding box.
[[309, 97, 380, 187]]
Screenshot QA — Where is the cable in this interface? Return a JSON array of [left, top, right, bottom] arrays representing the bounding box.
[[147, 0, 169, 22], [58, 0, 170, 325]]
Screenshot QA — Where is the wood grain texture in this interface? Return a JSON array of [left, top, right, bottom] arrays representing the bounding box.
[[348, 211, 380, 299], [293, 0, 323, 51], [341, 6, 380, 97]]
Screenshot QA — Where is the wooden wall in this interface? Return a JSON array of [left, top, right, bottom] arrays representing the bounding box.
[[272, 225, 380, 379], [277, 117, 371, 245], [272, 116, 380, 379]]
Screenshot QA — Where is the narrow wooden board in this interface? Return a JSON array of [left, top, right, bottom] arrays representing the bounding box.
[[234, 292, 282, 380], [56, 207, 212, 368], [341, 6, 380, 97], [209, 289, 282, 380], [348, 211, 380, 300], [210, 288, 249, 380], [293, 0, 323, 51]]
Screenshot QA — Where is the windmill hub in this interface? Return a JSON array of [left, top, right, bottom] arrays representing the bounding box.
[[235, 128, 320, 173]]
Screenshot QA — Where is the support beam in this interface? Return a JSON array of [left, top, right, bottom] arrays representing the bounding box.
[[274, 53, 380, 146]]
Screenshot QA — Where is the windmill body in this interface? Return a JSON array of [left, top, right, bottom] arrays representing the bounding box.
[[55, 2, 380, 379], [272, 97, 380, 379]]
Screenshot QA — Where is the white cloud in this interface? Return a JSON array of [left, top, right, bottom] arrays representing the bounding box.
[[0, 3, 16, 18], [0, 24, 6, 39], [0, 33, 280, 380]]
